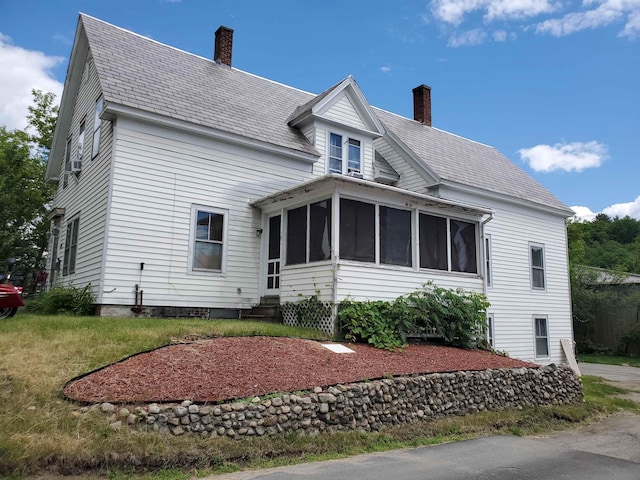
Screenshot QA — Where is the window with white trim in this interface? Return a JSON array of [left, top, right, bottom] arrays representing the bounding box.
[[485, 235, 492, 287], [487, 313, 495, 348], [62, 217, 79, 276], [328, 132, 361, 175], [191, 206, 227, 272], [91, 96, 103, 159], [530, 243, 546, 290], [534, 316, 549, 357]]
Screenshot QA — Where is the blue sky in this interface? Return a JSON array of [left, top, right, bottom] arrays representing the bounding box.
[[2, 0, 639, 219]]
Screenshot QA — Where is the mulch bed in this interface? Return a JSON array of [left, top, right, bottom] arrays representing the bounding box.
[[63, 336, 536, 404]]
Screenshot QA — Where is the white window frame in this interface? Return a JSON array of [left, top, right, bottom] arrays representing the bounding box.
[[188, 204, 228, 275], [327, 130, 362, 176], [533, 316, 550, 358], [62, 216, 80, 276], [485, 235, 493, 288], [91, 95, 103, 159], [529, 242, 546, 291], [487, 313, 495, 348]]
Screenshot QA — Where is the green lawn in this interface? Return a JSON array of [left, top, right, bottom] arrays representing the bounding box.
[[0, 313, 637, 479], [578, 353, 640, 367]]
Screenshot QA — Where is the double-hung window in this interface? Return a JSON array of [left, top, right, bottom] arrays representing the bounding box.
[[485, 235, 492, 287], [192, 207, 227, 272], [328, 132, 361, 175], [62, 217, 80, 276], [534, 316, 549, 357], [530, 243, 546, 290], [91, 96, 103, 159]]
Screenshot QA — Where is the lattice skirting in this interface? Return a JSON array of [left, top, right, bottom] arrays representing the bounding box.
[[281, 300, 335, 334]]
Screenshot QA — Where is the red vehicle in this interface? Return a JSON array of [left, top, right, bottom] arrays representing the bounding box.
[[0, 259, 24, 319]]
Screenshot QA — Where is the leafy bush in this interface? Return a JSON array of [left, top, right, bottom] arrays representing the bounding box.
[[337, 300, 413, 351], [337, 284, 490, 351], [26, 284, 94, 315], [406, 284, 490, 349]]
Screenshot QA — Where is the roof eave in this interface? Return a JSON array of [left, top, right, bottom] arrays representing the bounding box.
[[104, 103, 320, 163], [440, 180, 575, 217], [45, 15, 88, 181], [251, 173, 493, 216]]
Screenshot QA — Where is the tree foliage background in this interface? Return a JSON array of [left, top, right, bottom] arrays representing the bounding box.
[[568, 214, 640, 353], [0, 90, 57, 288]]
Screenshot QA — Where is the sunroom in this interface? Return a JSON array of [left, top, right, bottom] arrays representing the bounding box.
[[251, 174, 493, 332]]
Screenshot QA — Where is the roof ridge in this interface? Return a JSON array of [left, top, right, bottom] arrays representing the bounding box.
[[79, 13, 317, 99]]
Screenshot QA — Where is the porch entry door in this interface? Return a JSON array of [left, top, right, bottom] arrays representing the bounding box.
[[265, 214, 281, 294]]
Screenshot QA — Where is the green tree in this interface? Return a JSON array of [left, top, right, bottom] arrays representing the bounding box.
[[0, 91, 57, 288], [26, 89, 59, 152]]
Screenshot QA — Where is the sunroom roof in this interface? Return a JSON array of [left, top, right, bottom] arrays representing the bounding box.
[[250, 174, 493, 217]]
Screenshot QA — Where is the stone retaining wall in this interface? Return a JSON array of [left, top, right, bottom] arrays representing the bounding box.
[[93, 364, 582, 438]]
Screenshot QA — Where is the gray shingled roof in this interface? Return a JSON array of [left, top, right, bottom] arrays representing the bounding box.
[[81, 14, 319, 157], [374, 109, 571, 212], [80, 14, 570, 213]]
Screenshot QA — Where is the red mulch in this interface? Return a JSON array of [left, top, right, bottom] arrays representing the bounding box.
[[63, 336, 536, 404]]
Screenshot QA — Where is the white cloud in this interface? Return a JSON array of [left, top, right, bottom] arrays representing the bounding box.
[[603, 195, 640, 219], [518, 140, 608, 172], [448, 28, 488, 46], [428, 0, 640, 41], [534, 0, 640, 37], [0, 33, 64, 131], [430, 0, 559, 25], [380, 65, 392, 73], [571, 205, 597, 221], [619, 8, 640, 37]]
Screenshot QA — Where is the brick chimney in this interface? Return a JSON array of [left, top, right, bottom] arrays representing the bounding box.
[[214, 26, 234, 66], [412, 84, 432, 127]]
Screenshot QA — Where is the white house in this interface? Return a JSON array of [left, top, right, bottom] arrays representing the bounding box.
[[45, 14, 575, 364]]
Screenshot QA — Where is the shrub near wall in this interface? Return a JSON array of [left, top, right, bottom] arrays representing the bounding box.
[[94, 364, 582, 438]]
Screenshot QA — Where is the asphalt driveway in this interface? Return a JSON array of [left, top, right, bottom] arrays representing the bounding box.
[[207, 363, 640, 480]]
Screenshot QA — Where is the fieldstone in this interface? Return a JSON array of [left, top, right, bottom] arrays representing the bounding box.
[[188, 404, 200, 414], [148, 404, 161, 414], [101, 403, 115, 413], [174, 406, 188, 417]]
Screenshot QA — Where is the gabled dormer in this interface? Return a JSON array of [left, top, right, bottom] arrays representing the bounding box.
[[288, 76, 387, 181]]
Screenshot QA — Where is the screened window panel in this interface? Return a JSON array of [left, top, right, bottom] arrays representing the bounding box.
[[309, 199, 332, 262], [419, 214, 447, 270], [340, 199, 375, 262], [268, 215, 281, 260], [379, 206, 412, 266], [286, 206, 307, 265], [451, 220, 477, 273]]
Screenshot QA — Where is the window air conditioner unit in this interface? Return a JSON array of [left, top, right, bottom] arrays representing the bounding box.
[[72, 147, 83, 172]]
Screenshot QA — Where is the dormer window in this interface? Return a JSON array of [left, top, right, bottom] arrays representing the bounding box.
[[328, 132, 361, 175]]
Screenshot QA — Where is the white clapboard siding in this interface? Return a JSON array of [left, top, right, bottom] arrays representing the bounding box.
[[52, 55, 111, 299], [373, 138, 428, 192], [101, 121, 316, 308], [335, 262, 484, 302], [441, 186, 572, 364], [322, 94, 367, 131], [280, 263, 334, 302]]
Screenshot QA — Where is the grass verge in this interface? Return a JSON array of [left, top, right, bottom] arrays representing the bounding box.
[[577, 353, 640, 367], [0, 313, 637, 479]]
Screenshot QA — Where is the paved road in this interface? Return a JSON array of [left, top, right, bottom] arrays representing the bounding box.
[[205, 363, 640, 480]]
